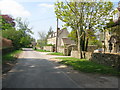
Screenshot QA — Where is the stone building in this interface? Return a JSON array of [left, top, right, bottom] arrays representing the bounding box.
[[105, 1, 120, 53], [47, 28, 75, 47]]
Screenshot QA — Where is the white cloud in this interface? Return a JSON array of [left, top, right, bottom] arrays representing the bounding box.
[[38, 3, 54, 8], [0, 0, 31, 18]]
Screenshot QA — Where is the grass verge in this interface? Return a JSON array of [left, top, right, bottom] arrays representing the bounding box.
[[2, 50, 22, 74], [47, 52, 64, 56], [3, 50, 22, 62], [34, 49, 50, 52], [55, 57, 120, 76]]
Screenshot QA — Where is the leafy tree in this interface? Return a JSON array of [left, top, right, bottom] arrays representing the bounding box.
[[2, 28, 22, 49], [0, 15, 15, 30], [46, 26, 54, 38], [54, 0, 113, 58], [16, 17, 33, 35], [37, 31, 47, 48], [1, 16, 34, 49]]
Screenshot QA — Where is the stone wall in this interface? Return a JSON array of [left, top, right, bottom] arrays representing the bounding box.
[[90, 53, 120, 69], [87, 45, 98, 52], [71, 45, 97, 59], [57, 47, 67, 55], [2, 37, 13, 48], [71, 50, 93, 59], [43, 46, 53, 52], [71, 50, 79, 58], [71, 50, 120, 69]]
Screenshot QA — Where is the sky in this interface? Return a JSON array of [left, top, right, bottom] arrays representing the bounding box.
[[0, 0, 120, 40]]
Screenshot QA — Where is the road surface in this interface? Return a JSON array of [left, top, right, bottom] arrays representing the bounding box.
[[2, 48, 119, 88], [2, 48, 80, 88]]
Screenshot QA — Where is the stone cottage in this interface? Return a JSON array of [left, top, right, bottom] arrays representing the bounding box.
[[47, 28, 75, 53], [105, 1, 120, 53], [47, 28, 75, 47]]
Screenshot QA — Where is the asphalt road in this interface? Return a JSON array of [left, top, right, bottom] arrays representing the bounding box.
[[2, 48, 80, 88], [2, 48, 119, 88]]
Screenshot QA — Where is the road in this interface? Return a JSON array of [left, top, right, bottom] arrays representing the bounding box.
[[2, 48, 80, 88], [2, 48, 119, 88]]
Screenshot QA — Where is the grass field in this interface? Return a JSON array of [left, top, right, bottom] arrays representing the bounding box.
[[55, 57, 120, 76]]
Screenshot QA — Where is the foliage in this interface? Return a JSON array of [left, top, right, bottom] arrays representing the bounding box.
[[88, 39, 102, 48], [68, 30, 78, 44], [55, 57, 120, 76], [37, 27, 54, 48], [47, 52, 64, 56], [0, 15, 15, 30], [37, 31, 47, 48], [1, 16, 34, 49], [16, 17, 33, 34]]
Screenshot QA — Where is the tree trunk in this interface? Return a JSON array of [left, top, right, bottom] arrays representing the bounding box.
[[85, 38, 89, 52], [84, 38, 89, 59], [76, 29, 81, 59]]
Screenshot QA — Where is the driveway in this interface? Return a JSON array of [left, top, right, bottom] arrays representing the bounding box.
[[2, 48, 119, 88]]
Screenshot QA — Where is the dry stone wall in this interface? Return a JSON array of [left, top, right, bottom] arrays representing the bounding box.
[[90, 53, 120, 69], [43, 46, 53, 52]]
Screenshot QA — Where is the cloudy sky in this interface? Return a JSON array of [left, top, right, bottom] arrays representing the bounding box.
[[0, 0, 119, 40]]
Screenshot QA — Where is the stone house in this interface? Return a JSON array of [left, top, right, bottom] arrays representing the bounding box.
[[105, 1, 120, 53], [46, 28, 75, 53], [47, 28, 75, 47]]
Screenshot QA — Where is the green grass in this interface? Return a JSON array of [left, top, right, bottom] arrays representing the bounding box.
[[47, 52, 64, 56], [2, 50, 22, 63], [34, 49, 50, 52], [55, 57, 120, 76]]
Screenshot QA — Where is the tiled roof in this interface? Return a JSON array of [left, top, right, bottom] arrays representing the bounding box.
[[62, 38, 75, 45], [48, 29, 65, 38]]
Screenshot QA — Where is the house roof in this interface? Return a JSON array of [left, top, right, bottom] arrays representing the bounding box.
[[48, 29, 67, 38], [62, 38, 75, 45]]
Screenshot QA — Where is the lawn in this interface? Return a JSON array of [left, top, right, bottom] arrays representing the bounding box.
[[47, 52, 64, 56], [2, 50, 22, 63], [34, 49, 50, 52], [55, 57, 120, 76]]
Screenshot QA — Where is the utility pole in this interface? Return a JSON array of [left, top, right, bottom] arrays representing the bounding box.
[[55, 18, 58, 52]]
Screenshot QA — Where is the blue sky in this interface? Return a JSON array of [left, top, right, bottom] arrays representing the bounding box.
[[0, 0, 119, 40]]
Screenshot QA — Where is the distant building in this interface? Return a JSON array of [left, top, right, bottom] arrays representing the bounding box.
[[47, 28, 75, 47]]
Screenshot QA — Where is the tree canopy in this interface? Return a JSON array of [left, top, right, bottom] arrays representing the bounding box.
[[54, 0, 113, 58], [1, 15, 34, 49]]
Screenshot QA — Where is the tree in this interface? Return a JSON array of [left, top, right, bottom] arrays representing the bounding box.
[[1, 16, 34, 49], [46, 26, 54, 38], [16, 17, 33, 35], [37, 31, 47, 48], [0, 15, 15, 30], [54, 0, 113, 58]]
